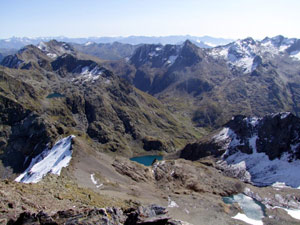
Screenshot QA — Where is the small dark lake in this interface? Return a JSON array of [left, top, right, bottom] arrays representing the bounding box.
[[46, 93, 65, 98], [130, 155, 163, 166]]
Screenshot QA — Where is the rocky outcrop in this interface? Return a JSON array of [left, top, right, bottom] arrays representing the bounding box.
[[142, 137, 166, 151], [0, 55, 23, 68], [151, 160, 244, 196], [112, 159, 152, 182], [8, 205, 182, 225], [180, 141, 225, 161]]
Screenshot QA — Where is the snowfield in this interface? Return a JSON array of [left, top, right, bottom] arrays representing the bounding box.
[[15, 135, 75, 183], [209, 36, 300, 73], [215, 114, 300, 188]]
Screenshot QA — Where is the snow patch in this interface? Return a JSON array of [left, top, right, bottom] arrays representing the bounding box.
[[166, 55, 178, 65], [273, 206, 300, 220], [244, 117, 260, 127], [283, 208, 300, 220], [72, 66, 103, 84], [222, 135, 300, 188], [204, 42, 217, 47], [85, 41, 94, 46], [90, 173, 103, 188], [168, 197, 179, 208], [37, 41, 47, 51], [232, 213, 263, 225], [280, 112, 290, 119], [213, 128, 230, 142], [15, 135, 75, 183], [46, 53, 57, 59], [272, 182, 291, 189]]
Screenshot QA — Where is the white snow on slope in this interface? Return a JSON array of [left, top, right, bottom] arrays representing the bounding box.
[[282, 208, 300, 220], [15, 135, 75, 183], [72, 66, 104, 84], [210, 39, 258, 73], [232, 213, 263, 225], [168, 197, 179, 208], [204, 42, 216, 47], [46, 53, 57, 59], [222, 135, 300, 188], [90, 173, 103, 188], [216, 118, 300, 188], [273, 206, 300, 220], [209, 36, 298, 73], [85, 41, 94, 46], [166, 55, 178, 65], [37, 41, 47, 51]]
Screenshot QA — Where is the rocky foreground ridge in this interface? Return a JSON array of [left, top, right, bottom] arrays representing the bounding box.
[[7, 205, 183, 225]]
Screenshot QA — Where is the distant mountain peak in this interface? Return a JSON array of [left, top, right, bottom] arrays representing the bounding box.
[[0, 35, 234, 50], [37, 40, 75, 59], [209, 35, 300, 73]]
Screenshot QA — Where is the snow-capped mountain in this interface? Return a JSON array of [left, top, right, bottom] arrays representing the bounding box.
[[0, 40, 78, 69], [130, 43, 182, 68], [37, 40, 75, 59], [181, 112, 300, 188], [209, 35, 300, 73]]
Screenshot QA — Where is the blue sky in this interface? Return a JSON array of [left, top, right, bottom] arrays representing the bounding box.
[[1, 0, 300, 39]]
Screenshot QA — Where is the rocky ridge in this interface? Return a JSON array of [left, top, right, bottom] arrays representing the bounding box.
[[8, 205, 183, 225]]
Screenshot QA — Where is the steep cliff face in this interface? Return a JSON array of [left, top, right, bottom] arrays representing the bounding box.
[[180, 112, 300, 188]]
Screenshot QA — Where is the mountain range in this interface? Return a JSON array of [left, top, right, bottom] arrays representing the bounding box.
[[0, 35, 233, 49], [1, 35, 300, 224], [106, 35, 300, 128]]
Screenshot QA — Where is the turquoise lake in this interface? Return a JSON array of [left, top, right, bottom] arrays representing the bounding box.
[[46, 93, 65, 98], [130, 155, 163, 166]]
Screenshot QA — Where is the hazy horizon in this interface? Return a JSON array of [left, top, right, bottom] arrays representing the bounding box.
[[1, 0, 300, 40]]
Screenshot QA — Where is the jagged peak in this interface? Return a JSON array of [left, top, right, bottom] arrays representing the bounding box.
[[239, 37, 256, 45], [182, 39, 198, 48]]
